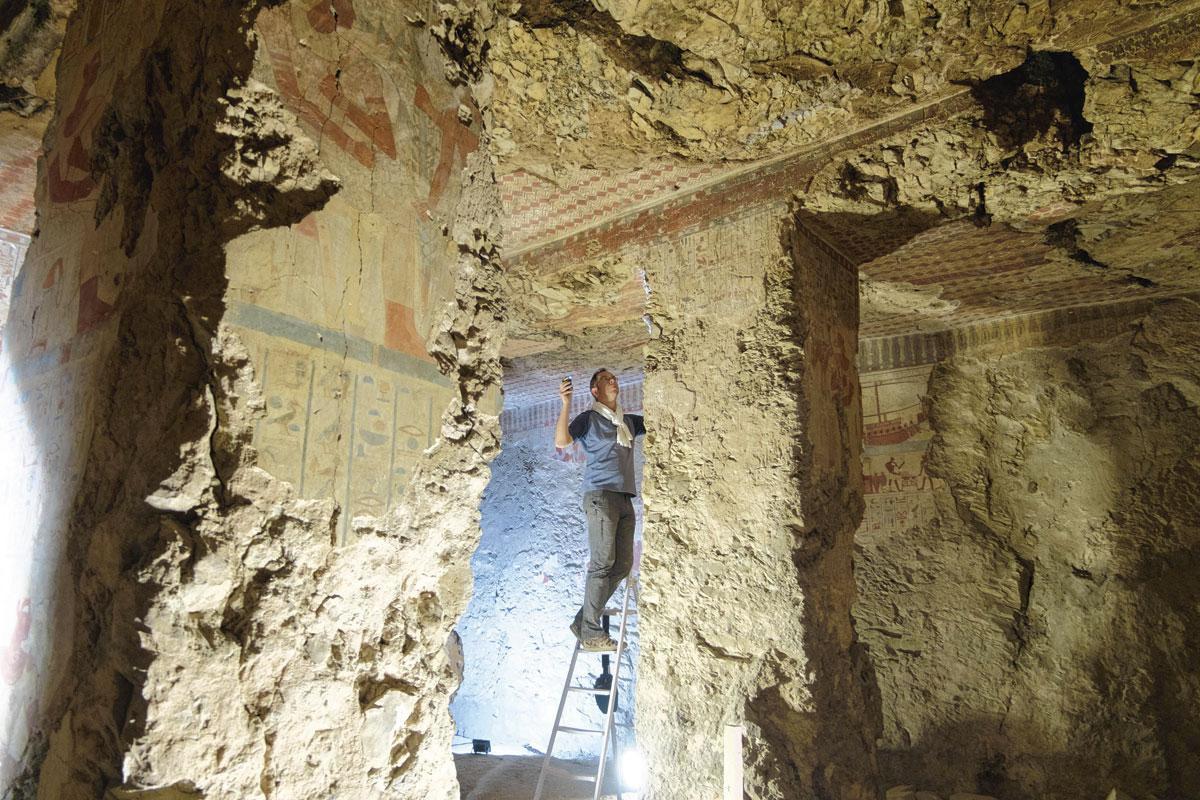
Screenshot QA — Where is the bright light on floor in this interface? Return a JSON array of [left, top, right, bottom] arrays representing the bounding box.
[[619, 748, 646, 792]]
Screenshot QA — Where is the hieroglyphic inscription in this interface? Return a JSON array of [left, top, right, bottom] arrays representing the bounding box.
[[239, 324, 452, 542], [642, 204, 786, 323], [857, 296, 1178, 373]]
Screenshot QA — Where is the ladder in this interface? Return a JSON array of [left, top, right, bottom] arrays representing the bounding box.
[[533, 580, 637, 800]]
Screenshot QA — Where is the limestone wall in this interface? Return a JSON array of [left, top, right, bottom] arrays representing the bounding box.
[[452, 378, 644, 759], [637, 204, 878, 800], [854, 298, 1200, 800], [0, 0, 502, 797]]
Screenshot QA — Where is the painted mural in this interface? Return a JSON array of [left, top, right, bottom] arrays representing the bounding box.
[[860, 364, 942, 536], [235, 318, 450, 533], [0, 0, 489, 784], [221, 1, 493, 541], [0, 2, 158, 782]]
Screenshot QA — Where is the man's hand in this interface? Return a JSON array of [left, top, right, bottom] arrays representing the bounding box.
[[555, 377, 574, 447]]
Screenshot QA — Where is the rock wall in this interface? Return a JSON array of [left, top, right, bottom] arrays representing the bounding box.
[[638, 205, 879, 800], [0, 0, 503, 797], [854, 298, 1200, 800], [452, 378, 643, 759]]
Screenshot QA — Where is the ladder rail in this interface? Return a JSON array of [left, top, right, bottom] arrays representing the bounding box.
[[532, 579, 638, 800], [593, 579, 634, 800], [533, 642, 582, 800], [612, 734, 623, 800]]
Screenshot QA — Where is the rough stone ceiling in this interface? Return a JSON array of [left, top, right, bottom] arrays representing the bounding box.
[[0, 0, 69, 114], [492, 0, 1200, 411], [4, 0, 1199, 413], [486, 0, 1199, 172]]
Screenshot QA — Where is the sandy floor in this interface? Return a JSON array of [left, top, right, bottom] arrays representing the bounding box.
[[455, 753, 631, 800]]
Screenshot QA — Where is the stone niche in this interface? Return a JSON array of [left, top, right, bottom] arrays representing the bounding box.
[[0, 0, 502, 797]]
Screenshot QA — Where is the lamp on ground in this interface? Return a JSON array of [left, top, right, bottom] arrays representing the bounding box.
[[619, 747, 646, 794]]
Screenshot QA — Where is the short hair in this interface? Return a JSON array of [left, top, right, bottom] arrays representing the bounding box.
[[590, 369, 610, 392]]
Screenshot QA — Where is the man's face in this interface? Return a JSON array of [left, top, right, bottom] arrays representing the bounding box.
[[591, 371, 619, 404]]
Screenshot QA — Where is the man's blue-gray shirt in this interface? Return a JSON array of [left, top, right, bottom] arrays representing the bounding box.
[[568, 410, 646, 495]]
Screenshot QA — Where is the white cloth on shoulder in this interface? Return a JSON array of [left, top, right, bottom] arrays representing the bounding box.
[[591, 401, 633, 448]]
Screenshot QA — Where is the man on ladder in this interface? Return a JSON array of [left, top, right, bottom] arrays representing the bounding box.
[[537, 369, 643, 800], [555, 369, 646, 652]]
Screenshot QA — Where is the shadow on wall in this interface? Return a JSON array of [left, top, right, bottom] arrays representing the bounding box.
[[877, 714, 1100, 800], [0, 4, 283, 787]]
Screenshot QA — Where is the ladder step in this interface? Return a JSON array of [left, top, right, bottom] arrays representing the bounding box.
[[603, 607, 637, 617], [534, 580, 637, 800]]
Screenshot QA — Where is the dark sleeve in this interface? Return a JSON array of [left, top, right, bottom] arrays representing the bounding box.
[[568, 411, 591, 442], [626, 414, 646, 437]]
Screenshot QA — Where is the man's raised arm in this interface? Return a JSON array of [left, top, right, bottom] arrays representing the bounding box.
[[555, 377, 573, 448]]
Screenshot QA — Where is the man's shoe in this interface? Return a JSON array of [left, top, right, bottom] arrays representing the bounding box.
[[581, 635, 617, 652], [569, 619, 582, 641]]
